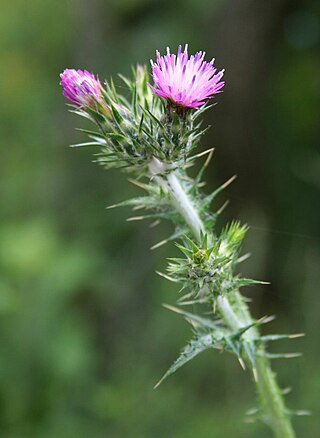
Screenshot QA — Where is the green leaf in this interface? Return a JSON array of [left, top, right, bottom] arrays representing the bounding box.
[[261, 333, 304, 342], [264, 352, 302, 360], [110, 103, 123, 125], [203, 175, 237, 207], [76, 128, 105, 138], [182, 235, 200, 252], [118, 73, 133, 90], [154, 334, 217, 388], [175, 243, 194, 258], [234, 278, 270, 288], [70, 141, 101, 148], [162, 304, 223, 331]]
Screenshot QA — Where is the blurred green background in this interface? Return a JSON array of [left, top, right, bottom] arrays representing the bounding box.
[[1, 0, 319, 437]]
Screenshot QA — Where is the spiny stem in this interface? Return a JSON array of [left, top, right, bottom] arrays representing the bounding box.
[[150, 159, 295, 438], [218, 295, 295, 438], [166, 171, 204, 241], [256, 356, 295, 438], [149, 157, 204, 241]]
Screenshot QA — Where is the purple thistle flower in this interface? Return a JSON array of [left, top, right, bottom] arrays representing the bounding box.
[[60, 69, 103, 108], [149, 45, 225, 109]]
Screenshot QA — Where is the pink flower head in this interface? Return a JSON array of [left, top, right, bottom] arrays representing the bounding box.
[[149, 45, 225, 109], [60, 69, 103, 108]]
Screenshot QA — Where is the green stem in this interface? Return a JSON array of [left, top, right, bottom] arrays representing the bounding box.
[[149, 158, 204, 240], [218, 294, 295, 438], [151, 159, 295, 438], [256, 356, 295, 438]]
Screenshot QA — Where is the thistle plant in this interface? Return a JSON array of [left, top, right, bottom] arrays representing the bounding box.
[[60, 44, 306, 437]]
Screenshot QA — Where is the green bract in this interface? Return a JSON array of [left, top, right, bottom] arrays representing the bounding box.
[[72, 66, 211, 172]]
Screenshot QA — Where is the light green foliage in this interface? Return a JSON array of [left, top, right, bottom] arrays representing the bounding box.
[[154, 306, 273, 388]]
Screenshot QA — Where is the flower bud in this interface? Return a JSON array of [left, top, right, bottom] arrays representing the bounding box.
[[60, 69, 103, 109]]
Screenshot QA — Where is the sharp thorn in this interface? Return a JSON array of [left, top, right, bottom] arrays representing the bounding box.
[[282, 387, 292, 395], [236, 253, 251, 264], [238, 357, 246, 370], [213, 301, 216, 314], [153, 379, 162, 389], [177, 299, 207, 306], [258, 315, 276, 325], [149, 220, 161, 228], [156, 272, 178, 282], [266, 352, 302, 359], [128, 178, 146, 189], [221, 174, 237, 190], [150, 239, 168, 250], [284, 353, 302, 358], [246, 407, 259, 416], [204, 148, 215, 167], [293, 410, 312, 416], [217, 200, 229, 215], [252, 367, 258, 382], [162, 303, 184, 315], [126, 216, 145, 221], [191, 147, 215, 161], [289, 333, 305, 339]]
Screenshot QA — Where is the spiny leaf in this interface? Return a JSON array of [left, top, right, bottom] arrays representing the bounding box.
[[203, 175, 237, 207], [287, 409, 311, 417], [139, 105, 165, 131], [175, 243, 194, 258], [162, 304, 223, 331], [186, 147, 215, 165], [264, 352, 302, 360], [70, 108, 96, 123], [138, 113, 144, 134], [70, 141, 102, 148], [110, 103, 124, 126], [182, 234, 200, 252], [261, 333, 305, 343], [193, 149, 215, 186], [106, 195, 164, 210], [234, 278, 270, 288], [243, 342, 257, 368], [191, 103, 215, 121], [154, 334, 217, 388], [118, 73, 133, 90], [156, 271, 179, 283], [76, 128, 105, 138], [127, 212, 169, 221], [150, 227, 187, 250]]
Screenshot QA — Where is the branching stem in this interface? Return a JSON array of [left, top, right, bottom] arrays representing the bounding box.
[[150, 158, 295, 438]]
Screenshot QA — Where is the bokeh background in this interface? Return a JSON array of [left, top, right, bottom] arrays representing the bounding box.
[[1, 0, 319, 436]]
